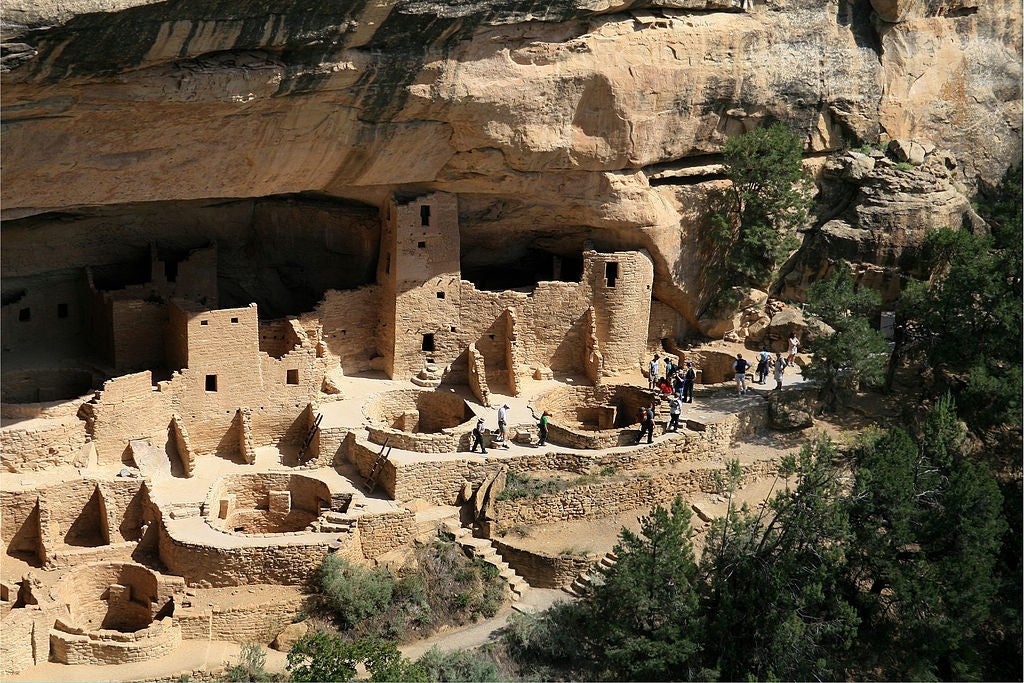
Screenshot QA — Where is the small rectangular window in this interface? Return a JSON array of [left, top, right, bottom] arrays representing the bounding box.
[[385, 254, 391, 274], [417, 241, 426, 249], [205, 375, 218, 392], [200, 320, 209, 326], [230, 317, 239, 324], [420, 205, 431, 226], [57, 303, 69, 318], [18, 308, 30, 322], [286, 369, 299, 385], [421, 333, 435, 352], [436, 291, 445, 299], [605, 261, 619, 288]]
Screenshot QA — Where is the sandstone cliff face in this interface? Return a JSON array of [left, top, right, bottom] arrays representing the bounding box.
[[1, 0, 1020, 328]]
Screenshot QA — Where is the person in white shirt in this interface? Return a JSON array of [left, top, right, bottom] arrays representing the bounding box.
[[648, 354, 661, 390], [787, 334, 800, 364], [496, 403, 510, 448]]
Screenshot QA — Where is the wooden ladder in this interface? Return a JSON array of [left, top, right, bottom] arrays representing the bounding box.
[[297, 413, 323, 462], [364, 439, 391, 493]]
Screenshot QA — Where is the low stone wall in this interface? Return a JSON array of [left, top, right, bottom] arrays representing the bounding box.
[[50, 618, 181, 665], [1, 608, 45, 676], [0, 417, 89, 472], [176, 594, 308, 643], [158, 518, 347, 587], [492, 540, 592, 589], [357, 510, 415, 559], [544, 423, 635, 450], [391, 458, 492, 505], [493, 459, 779, 530]]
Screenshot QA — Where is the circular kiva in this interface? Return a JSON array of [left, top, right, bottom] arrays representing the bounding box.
[[49, 562, 181, 665], [531, 384, 654, 449], [363, 389, 478, 452]]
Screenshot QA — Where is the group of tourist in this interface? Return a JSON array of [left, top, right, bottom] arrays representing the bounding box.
[[470, 333, 801, 453]]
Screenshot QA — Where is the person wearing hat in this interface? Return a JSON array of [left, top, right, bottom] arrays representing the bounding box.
[[537, 410, 550, 447], [497, 403, 510, 448], [648, 354, 661, 390], [682, 361, 696, 403], [471, 418, 487, 453]]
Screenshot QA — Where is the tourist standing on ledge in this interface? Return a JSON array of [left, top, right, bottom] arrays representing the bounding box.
[[774, 352, 788, 390], [787, 333, 800, 365], [537, 411, 550, 447], [637, 403, 655, 444], [496, 403, 510, 449], [734, 354, 750, 396], [668, 395, 681, 432], [682, 361, 696, 403], [756, 346, 771, 384], [471, 418, 487, 453], [648, 354, 661, 390]]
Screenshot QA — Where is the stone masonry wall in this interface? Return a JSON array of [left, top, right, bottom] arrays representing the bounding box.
[[586, 250, 654, 374], [313, 285, 382, 375], [88, 371, 171, 465], [357, 510, 415, 559], [494, 459, 780, 530], [492, 540, 592, 589], [157, 523, 341, 587], [50, 619, 181, 665], [176, 593, 309, 642], [1, 416, 89, 472]]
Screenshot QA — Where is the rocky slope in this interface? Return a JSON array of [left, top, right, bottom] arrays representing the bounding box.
[[1, 0, 1020, 329]]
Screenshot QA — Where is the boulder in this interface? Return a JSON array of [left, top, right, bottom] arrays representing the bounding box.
[[767, 392, 815, 430], [870, 0, 918, 22], [888, 139, 926, 166], [272, 622, 309, 652]]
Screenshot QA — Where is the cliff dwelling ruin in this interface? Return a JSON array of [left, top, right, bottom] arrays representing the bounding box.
[[1, 0, 1020, 676]]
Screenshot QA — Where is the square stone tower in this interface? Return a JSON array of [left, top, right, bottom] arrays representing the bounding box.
[[377, 193, 462, 379]]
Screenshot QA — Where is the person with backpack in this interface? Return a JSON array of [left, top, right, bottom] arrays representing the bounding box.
[[470, 418, 487, 453], [637, 403, 656, 444], [756, 346, 771, 384], [734, 354, 750, 395], [668, 395, 681, 432]]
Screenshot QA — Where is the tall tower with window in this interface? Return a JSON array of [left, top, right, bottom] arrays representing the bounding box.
[[377, 192, 461, 379]]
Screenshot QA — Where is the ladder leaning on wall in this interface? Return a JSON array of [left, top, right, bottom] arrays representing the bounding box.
[[364, 438, 391, 493], [297, 412, 323, 462]]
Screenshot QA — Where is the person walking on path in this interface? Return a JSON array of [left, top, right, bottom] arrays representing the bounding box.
[[773, 352, 788, 390], [756, 347, 771, 384], [682, 362, 696, 403], [496, 403, 510, 449], [648, 354, 661, 390], [637, 403, 655, 444], [668, 395, 681, 432], [537, 411, 550, 447], [787, 333, 800, 365], [470, 418, 487, 453], [734, 354, 750, 395]]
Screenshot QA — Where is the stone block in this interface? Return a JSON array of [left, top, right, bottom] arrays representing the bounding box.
[[268, 490, 291, 515], [218, 495, 236, 520]]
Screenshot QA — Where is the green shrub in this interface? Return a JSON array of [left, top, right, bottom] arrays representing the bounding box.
[[224, 643, 275, 682], [415, 647, 502, 682], [498, 472, 567, 500], [317, 555, 394, 629]]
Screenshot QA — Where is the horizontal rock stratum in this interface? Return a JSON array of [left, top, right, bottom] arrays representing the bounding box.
[[1, 0, 1021, 322]]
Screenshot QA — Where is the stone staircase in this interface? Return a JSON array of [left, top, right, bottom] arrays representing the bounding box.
[[310, 510, 357, 534], [441, 519, 530, 602], [563, 550, 618, 597]]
